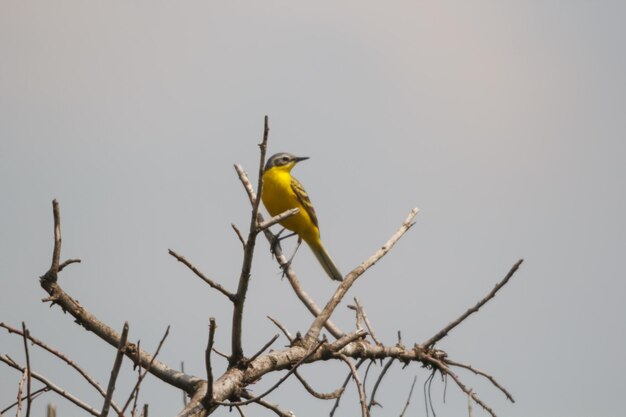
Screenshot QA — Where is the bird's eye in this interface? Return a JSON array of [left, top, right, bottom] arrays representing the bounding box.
[[280, 156, 290, 164]]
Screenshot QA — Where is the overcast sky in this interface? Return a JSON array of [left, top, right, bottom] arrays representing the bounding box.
[[1, 2, 625, 417]]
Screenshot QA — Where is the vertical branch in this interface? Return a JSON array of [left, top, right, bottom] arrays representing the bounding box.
[[101, 322, 129, 417], [204, 318, 217, 406], [231, 116, 270, 365], [50, 200, 62, 280], [20, 322, 32, 417]]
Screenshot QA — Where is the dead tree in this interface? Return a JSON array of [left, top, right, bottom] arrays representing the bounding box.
[[0, 117, 522, 417]]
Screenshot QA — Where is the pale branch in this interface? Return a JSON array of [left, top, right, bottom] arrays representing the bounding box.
[[339, 355, 369, 417], [231, 116, 270, 365], [304, 208, 420, 345], [231, 224, 246, 248], [256, 208, 300, 232], [101, 322, 129, 417], [294, 370, 343, 400], [1, 387, 48, 415], [20, 322, 32, 417], [444, 359, 514, 402], [267, 316, 294, 343], [352, 298, 382, 346], [214, 341, 325, 407], [239, 392, 294, 417], [168, 249, 235, 302], [329, 359, 367, 417], [423, 259, 524, 348], [367, 358, 395, 411], [326, 330, 367, 352], [39, 201, 201, 393], [16, 370, 26, 417], [122, 326, 171, 414], [0, 322, 121, 414], [0, 355, 100, 416], [234, 164, 344, 339], [247, 334, 280, 364], [399, 375, 418, 417], [204, 319, 217, 407]]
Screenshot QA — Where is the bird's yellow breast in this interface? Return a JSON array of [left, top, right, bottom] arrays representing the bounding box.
[[261, 167, 319, 243]]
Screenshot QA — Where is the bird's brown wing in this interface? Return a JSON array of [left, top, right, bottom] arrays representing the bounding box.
[[290, 177, 319, 228]]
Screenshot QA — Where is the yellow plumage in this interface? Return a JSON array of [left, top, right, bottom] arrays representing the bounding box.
[[261, 153, 343, 281]]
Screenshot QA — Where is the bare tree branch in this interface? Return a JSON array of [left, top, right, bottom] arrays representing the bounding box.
[[0, 322, 122, 414], [20, 322, 32, 417], [267, 316, 293, 343], [367, 358, 394, 411], [215, 341, 325, 407], [204, 318, 217, 407], [239, 392, 294, 417], [169, 250, 235, 302], [339, 355, 369, 417], [231, 115, 270, 365], [247, 334, 280, 364], [0, 355, 100, 416], [351, 298, 382, 346], [38, 201, 200, 394], [256, 208, 300, 232], [294, 370, 343, 400], [122, 326, 171, 414], [399, 375, 418, 417], [444, 359, 514, 402], [101, 322, 129, 417], [329, 358, 367, 417], [423, 259, 524, 348], [304, 208, 419, 345]]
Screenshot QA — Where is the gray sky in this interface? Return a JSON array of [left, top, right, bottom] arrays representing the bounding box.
[[1, 1, 625, 417]]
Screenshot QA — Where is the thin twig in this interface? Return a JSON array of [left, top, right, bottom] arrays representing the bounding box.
[[423, 259, 523, 348], [169, 249, 236, 302], [0, 355, 100, 416], [368, 358, 395, 411], [304, 208, 420, 346], [445, 359, 514, 402], [0, 322, 121, 413], [256, 208, 299, 232], [353, 298, 382, 346], [1, 388, 48, 415], [267, 316, 293, 343], [20, 322, 32, 417], [215, 340, 324, 407], [204, 318, 217, 407], [240, 392, 294, 417], [231, 224, 246, 248], [16, 370, 26, 417], [399, 375, 418, 417], [247, 334, 279, 363], [121, 326, 171, 414], [180, 362, 188, 407], [294, 370, 343, 399], [329, 358, 367, 417], [339, 355, 369, 417], [101, 322, 129, 417]]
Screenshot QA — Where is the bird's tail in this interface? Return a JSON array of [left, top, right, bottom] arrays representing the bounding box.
[[307, 238, 343, 281]]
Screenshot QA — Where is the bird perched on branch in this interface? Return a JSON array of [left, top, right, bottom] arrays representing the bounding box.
[[261, 152, 343, 281]]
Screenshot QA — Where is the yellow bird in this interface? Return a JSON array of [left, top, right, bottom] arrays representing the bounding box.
[[261, 152, 343, 281]]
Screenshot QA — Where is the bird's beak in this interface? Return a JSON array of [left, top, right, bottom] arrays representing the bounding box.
[[294, 156, 310, 163]]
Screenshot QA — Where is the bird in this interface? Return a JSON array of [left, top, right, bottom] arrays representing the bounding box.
[[261, 152, 343, 281]]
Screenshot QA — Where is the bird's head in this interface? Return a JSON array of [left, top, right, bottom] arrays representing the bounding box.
[[264, 152, 309, 172]]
